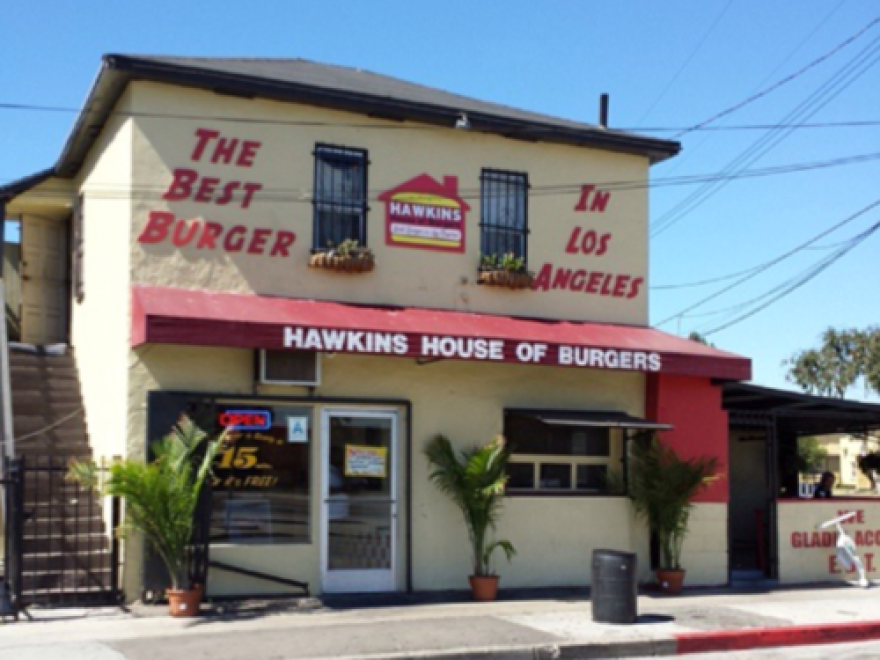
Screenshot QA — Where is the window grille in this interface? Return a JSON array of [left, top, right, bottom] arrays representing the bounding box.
[[313, 144, 368, 249], [480, 169, 529, 263]]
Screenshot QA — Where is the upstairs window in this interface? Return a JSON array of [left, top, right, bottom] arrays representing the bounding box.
[[313, 144, 368, 249], [480, 169, 529, 263]]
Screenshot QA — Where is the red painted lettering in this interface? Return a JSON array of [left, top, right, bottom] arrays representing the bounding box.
[[172, 220, 199, 247], [191, 129, 220, 161], [613, 275, 630, 298], [867, 553, 875, 572], [586, 271, 603, 294], [574, 185, 595, 212], [829, 555, 840, 574], [532, 264, 552, 291], [139, 211, 174, 243], [163, 168, 198, 201], [241, 182, 262, 209], [552, 268, 573, 289], [197, 222, 223, 250], [570, 270, 586, 292], [216, 181, 240, 206], [237, 140, 262, 167], [596, 233, 611, 256], [211, 138, 239, 165], [565, 227, 581, 254], [223, 225, 246, 252], [248, 228, 271, 254], [791, 532, 802, 548], [627, 277, 644, 299], [590, 190, 610, 212], [600, 273, 614, 296], [581, 230, 597, 254], [195, 177, 220, 203], [270, 231, 297, 257]]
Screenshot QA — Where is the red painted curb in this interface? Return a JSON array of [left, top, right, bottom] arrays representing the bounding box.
[[676, 620, 880, 654]]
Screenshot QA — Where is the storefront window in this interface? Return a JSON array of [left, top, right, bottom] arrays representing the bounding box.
[[146, 395, 313, 546], [505, 411, 625, 495], [211, 405, 312, 544]]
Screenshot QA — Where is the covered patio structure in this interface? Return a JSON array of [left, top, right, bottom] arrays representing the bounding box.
[[723, 382, 880, 583]]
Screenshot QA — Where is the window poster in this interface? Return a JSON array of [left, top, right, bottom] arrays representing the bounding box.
[[345, 444, 388, 478]]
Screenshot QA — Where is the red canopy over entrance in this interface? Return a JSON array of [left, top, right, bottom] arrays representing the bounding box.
[[131, 285, 751, 380]]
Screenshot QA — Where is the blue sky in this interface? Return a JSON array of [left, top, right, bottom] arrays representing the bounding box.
[[3, 1, 879, 396]]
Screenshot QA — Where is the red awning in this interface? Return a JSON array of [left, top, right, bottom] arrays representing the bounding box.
[[131, 285, 751, 380]]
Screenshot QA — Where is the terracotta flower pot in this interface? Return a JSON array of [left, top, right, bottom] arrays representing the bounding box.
[[656, 569, 686, 595], [167, 587, 202, 617], [469, 575, 500, 601]]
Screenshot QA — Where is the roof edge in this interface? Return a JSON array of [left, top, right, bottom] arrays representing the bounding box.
[[0, 168, 56, 201]]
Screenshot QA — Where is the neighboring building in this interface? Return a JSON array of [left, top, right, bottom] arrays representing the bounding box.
[[814, 433, 880, 492], [2, 54, 752, 600]]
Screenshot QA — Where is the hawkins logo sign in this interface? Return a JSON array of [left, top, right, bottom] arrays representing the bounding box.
[[380, 174, 470, 253]]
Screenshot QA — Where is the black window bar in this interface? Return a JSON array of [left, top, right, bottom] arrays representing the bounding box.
[[312, 144, 369, 250], [479, 169, 530, 264]]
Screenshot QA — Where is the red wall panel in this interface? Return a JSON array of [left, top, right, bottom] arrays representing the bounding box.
[[646, 373, 729, 503]]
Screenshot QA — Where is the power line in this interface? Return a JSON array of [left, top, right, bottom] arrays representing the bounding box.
[[674, 12, 880, 138], [655, 197, 880, 327], [5, 150, 879, 204], [651, 33, 880, 238], [635, 0, 735, 127], [699, 218, 880, 335], [660, 1, 848, 177]]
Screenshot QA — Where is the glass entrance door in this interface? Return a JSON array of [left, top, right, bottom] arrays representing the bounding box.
[[321, 410, 397, 593]]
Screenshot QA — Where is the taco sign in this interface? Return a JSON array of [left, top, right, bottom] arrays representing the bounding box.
[[380, 174, 469, 253]]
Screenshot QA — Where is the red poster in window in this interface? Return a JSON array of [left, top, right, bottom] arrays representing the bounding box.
[[380, 174, 470, 253]]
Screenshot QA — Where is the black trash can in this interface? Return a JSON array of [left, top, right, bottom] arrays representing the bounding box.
[[591, 549, 637, 624]]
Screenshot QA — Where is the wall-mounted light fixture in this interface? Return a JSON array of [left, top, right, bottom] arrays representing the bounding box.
[[455, 112, 471, 130]]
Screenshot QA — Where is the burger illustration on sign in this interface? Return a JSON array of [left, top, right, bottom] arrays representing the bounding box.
[[380, 174, 470, 253]]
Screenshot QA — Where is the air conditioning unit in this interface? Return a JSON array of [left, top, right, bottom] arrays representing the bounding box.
[[259, 349, 321, 386]]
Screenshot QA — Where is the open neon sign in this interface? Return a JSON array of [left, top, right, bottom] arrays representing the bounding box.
[[218, 410, 272, 431]]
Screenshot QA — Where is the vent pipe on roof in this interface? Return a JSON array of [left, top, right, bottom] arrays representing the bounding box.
[[599, 94, 609, 129]]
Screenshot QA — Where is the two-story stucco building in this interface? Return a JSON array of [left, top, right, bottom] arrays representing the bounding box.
[[3, 54, 751, 600]]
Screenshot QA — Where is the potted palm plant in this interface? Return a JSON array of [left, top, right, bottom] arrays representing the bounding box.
[[68, 416, 222, 616], [424, 434, 516, 601], [624, 435, 719, 594]]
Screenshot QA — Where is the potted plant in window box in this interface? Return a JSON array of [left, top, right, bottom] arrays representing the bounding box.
[[309, 239, 375, 273], [68, 416, 223, 617], [424, 434, 516, 601], [622, 435, 720, 595], [478, 253, 533, 290]]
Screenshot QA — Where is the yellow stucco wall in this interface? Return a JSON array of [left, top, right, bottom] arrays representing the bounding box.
[[127, 345, 660, 595], [679, 503, 727, 586], [778, 501, 880, 585], [72, 91, 134, 463], [128, 81, 650, 326]]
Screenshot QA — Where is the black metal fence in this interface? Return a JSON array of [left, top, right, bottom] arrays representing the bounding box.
[[3, 456, 122, 613], [2, 459, 24, 619]]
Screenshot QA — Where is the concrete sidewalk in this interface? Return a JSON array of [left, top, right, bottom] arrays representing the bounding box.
[[4, 584, 880, 659]]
